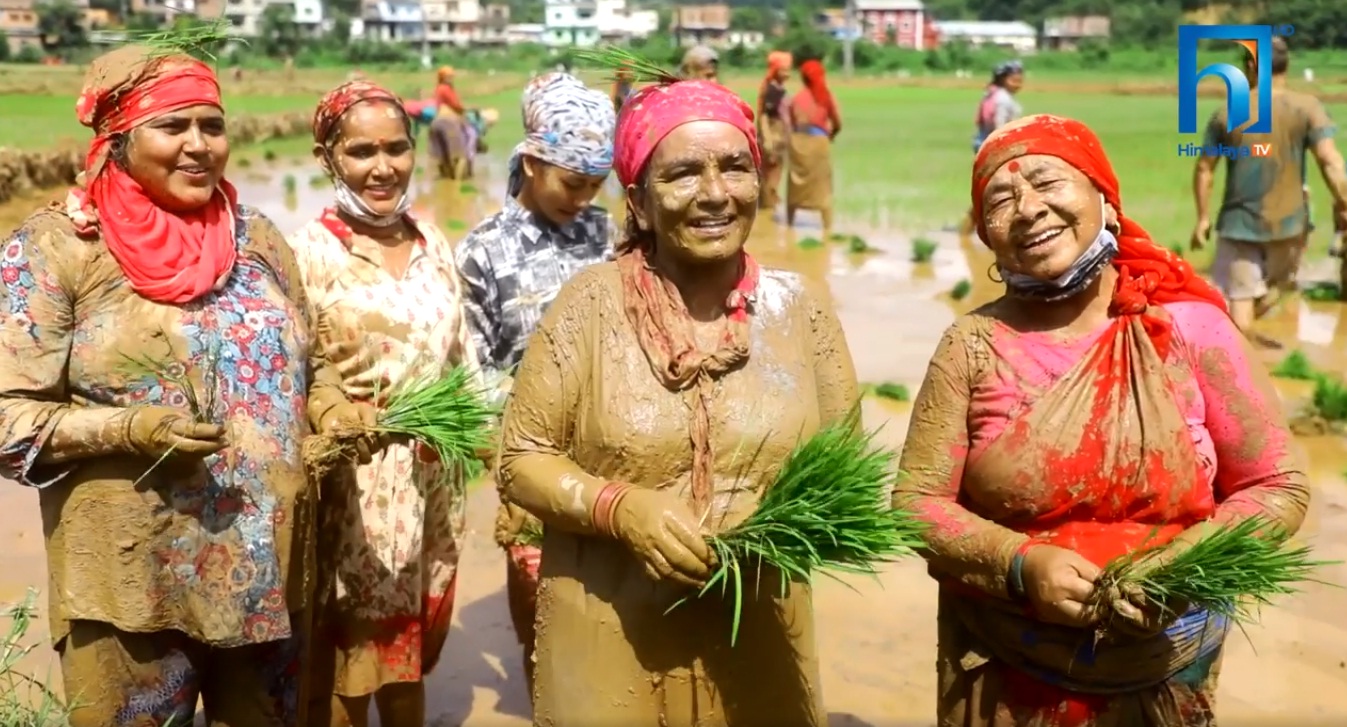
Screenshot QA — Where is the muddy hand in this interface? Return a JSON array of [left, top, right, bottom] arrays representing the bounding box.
[[1190, 218, 1210, 252], [317, 400, 383, 464], [1019, 544, 1102, 628], [610, 489, 715, 588], [125, 405, 227, 459], [1106, 581, 1188, 638]]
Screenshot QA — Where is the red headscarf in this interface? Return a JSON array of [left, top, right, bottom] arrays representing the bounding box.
[[761, 50, 792, 101], [312, 80, 405, 146], [799, 59, 835, 118], [613, 79, 760, 188], [67, 45, 239, 305], [972, 114, 1227, 356]]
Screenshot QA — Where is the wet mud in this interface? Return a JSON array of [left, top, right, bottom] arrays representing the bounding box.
[[2, 152, 1347, 726]]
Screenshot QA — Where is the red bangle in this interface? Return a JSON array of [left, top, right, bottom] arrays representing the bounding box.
[[591, 482, 630, 537]]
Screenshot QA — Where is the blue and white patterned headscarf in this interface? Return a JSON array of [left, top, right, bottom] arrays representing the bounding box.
[[507, 72, 617, 197]]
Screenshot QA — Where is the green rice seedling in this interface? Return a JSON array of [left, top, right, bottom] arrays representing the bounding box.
[[797, 236, 823, 250], [1271, 350, 1317, 381], [837, 234, 873, 253], [282, 174, 297, 194], [235, 157, 252, 168], [1311, 375, 1347, 422], [1, 590, 71, 726], [263, 149, 278, 162], [1302, 282, 1341, 302], [306, 364, 498, 483], [911, 237, 938, 263], [514, 517, 544, 548], [309, 174, 328, 188], [865, 382, 910, 402], [1167, 243, 1185, 258], [1093, 516, 1337, 625], [950, 279, 973, 301], [671, 404, 926, 646], [460, 183, 478, 194], [444, 219, 468, 231], [119, 334, 223, 486]]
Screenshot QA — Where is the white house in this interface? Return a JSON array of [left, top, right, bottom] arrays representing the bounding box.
[[505, 22, 545, 43], [423, 0, 481, 47], [544, 0, 599, 47], [595, 0, 657, 41], [933, 20, 1037, 54], [221, 0, 323, 38], [360, 0, 424, 43]]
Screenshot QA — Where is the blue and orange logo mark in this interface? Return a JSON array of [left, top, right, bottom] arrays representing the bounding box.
[[1177, 24, 1293, 135]]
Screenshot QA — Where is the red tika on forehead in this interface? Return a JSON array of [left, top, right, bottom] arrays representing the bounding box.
[[613, 80, 760, 186]]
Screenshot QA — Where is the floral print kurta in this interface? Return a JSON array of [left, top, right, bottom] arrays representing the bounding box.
[[289, 209, 477, 694], [0, 205, 341, 648]]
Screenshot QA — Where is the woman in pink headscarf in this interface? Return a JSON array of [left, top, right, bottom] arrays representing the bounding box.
[[495, 67, 858, 726]]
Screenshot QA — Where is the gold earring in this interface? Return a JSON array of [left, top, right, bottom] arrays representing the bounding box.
[[987, 263, 1004, 284]]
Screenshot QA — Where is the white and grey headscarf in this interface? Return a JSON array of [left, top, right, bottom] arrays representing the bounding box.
[[506, 72, 617, 197]]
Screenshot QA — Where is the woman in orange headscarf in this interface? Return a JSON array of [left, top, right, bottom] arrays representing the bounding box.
[[429, 65, 469, 178], [495, 66, 858, 725], [895, 114, 1309, 726], [787, 58, 842, 233], [0, 45, 371, 725], [757, 50, 792, 211]]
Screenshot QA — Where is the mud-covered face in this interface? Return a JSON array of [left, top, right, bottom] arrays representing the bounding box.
[[316, 100, 414, 217], [522, 157, 607, 226], [124, 104, 229, 213], [629, 120, 759, 266], [980, 153, 1117, 281]]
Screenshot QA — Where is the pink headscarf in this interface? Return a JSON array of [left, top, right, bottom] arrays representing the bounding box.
[[613, 79, 761, 187]]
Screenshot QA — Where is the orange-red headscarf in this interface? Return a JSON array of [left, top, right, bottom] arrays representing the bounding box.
[[613, 79, 760, 188], [67, 45, 238, 305], [761, 50, 792, 97], [972, 114, 1227, 356], [799, 59, 835, 118]]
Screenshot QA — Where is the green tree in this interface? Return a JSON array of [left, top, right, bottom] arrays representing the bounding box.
[[258, 4, 301, 58], [36, 1, 87, 52], [0, 32, 9, 62]]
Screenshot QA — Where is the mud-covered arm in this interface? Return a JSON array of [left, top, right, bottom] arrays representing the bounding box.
[[1193, 111, 1223, 223], [497, 271, 610, 535], [1306, 100, 1347, 213], [0, 220, 140, 485], [1181, 303, 1310, 543], [805, 280, 859, 424], [893, 325, 1029, 599], [272, 220, 349, 426]]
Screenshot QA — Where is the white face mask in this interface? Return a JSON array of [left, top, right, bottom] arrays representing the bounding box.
[[331, 177, 412, 228], [1001, 194, 1119, 302]]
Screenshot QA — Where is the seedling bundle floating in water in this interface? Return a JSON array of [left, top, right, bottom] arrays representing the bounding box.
[[670, 406, 926, 646], [1092, 515, 1337, 626], [304, 364, 498, 483]]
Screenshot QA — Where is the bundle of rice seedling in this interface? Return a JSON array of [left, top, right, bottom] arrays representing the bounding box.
[[1092, 516, 1337, 625], [305, 364, 498, 483], [672, 405, 926, 645]]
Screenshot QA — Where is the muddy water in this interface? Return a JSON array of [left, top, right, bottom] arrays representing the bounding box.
[[2, 156, 1347, 726]]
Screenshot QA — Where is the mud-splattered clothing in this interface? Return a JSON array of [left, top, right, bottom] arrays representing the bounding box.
[[454, 195, 616, 382], [289, 210, 476, 695], [788, 89, 835, 215], [1204, 88, 1337, 243], [0, 206, 338, 648], [759, 78, 790, 209], [497, 262, 858, 726], [896, 299, 1309, 727], [59, 613, 308, 727]]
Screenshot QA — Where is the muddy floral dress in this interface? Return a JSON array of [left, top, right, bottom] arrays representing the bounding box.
[[289, 209, 479, 695]]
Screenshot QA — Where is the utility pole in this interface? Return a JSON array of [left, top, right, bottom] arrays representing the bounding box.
[[842, 0, 855, 77], [419, 0, 431, 70]]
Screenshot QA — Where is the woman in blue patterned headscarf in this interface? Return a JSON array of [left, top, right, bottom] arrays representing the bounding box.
[[455, 71, 618, 700]]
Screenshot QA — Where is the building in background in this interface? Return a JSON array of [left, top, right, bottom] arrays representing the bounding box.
[[932, 20, 1037, 53], [596, 0, 655, 43], [2, 0, 104, 56], [358, 0, 424, 43], [1041, 15, 1110, 51], [222, 0, 323, 38], [543, 0, 598, 47], [671, 3, 727, 47], [476, 2, 509, 45], [853, 0, 935, 49]]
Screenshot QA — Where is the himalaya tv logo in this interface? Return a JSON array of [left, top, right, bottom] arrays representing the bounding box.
[[1176, 24, 1294, 157]]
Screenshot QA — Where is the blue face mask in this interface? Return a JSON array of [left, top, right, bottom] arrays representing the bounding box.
[[1001, 196, 1118, 303]]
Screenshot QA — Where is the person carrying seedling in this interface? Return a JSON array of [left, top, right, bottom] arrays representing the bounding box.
[[0, 42, 369, 725], [290, 80, 485, 726], [1191, 35, 1347, 349], [896, 114, 1311, 727], [494, 50, 861, 725], [454, 70, 618, 698]]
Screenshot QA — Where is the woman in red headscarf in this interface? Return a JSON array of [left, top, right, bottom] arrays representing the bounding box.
[[495, 68, 859, 725], [786, 57, 841, 233], [757, 49, 793, 211], [894, 115, 1310, 726], [292, 80, 481, 727], [0, 45, 372, 725]]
